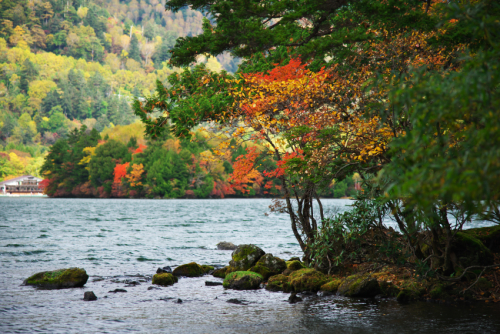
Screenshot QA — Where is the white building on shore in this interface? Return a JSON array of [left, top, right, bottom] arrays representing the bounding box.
[[0, 175, 44, 195]]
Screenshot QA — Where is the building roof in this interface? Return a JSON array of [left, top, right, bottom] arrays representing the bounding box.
[[0, 175, 43, 186]]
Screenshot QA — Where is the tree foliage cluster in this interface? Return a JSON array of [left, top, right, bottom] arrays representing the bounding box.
[[0, 0, 240, 181], [136, 0, 500, 279]]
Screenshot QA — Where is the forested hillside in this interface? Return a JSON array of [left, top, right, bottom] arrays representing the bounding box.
[[0, 0, 239, 181]]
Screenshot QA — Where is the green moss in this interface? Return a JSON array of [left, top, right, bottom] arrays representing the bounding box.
[[337, 273, 381, 297], [212, 267, 228, 279], [229, 244, 265, 271], [201, 265, 214, 274], [396, 281, 426, 302], [152, 273, 178, 286], [455, 232, 493, 266], [288, 268, 328, 292], [266, 274, 291, 292], [430, 285, 444, 299], [320, 279, 342, 293], [463, 225, 500, 252], [223, 271, 263, 290], [172, 262, 204, 277], [286, 260, 305, 271], [24, 268, 88, 289], [249, 264, 272, 280]]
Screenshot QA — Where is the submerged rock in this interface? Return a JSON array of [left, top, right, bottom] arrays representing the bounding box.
[[248, 253, 287, 280], [152, 273, 178, 286], [337, 273, 381, 298], [229, 244, 265, 271], [227, 298, 247, 305], [108, 288, 127, 293], [172, 262, 204, 277], [288, 268, 328, 293], [23, 268, 89, 289], [205, 281, 223, 286], [217, 242, 238, 250], [156, 266, 172, 274], [223, 271, 263, 290], [83, 291, 97, 301], [288, 292, 303, 304], [265, 274, 291, 292]]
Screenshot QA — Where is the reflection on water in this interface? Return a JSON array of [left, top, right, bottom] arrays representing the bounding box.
[[0, 198, 498, 333]]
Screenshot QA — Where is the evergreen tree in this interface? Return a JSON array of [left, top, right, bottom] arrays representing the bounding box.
[[19, 59, 38, 93], [128, 33, 141, 62]]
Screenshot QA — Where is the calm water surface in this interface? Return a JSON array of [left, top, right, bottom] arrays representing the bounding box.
[[0, 198, 498, 333]]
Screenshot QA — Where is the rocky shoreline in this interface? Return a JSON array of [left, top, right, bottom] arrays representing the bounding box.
[[22, 226, 500, 305]]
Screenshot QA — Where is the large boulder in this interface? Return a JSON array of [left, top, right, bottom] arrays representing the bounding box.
[[288, 268, 328, 293], [249, 253, 287, 280], [152, 273, 178, 286], [337, 273, 381, 297], [463, 225, 500, 253], [172, 262, 204, 277], [217, 242, 238, 250], [453, 232, 494, 267], [23, 268, 88, 289], [223, 271, 263, 290], [320, 279, 342, 293], [265, 274, 291, 292], [228, 244, 265, 271]]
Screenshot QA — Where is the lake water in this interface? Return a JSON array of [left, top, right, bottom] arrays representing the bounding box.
[[0, 198, 498, 333]]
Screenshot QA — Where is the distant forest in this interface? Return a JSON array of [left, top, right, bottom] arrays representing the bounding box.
[[0, 0, 237, 180]]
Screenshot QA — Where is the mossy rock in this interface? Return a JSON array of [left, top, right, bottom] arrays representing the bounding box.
[[475, 277, 493, 290], [201, 265, 214, 274], [23, 268, 88, 289], [379, 281, 400, 297], [212, 266, 228, 279], [288, 268, 328, 292], [453, 232, 493, 266], [337, 273, 381, 297], [172, 262, 204, 277], [396, 281, 426, 302], [266, 274, 291, 292], [229, 244, 265, 271], [152, 273, 178, 286], [463, 225, 500, 253], [249, 254, 287, 280], [320, 279, 342, 293], [429, 284, 446, 299], [223, 271, 263, 290], [286, 260, 305, 271], [396, 289, 413, 302]]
